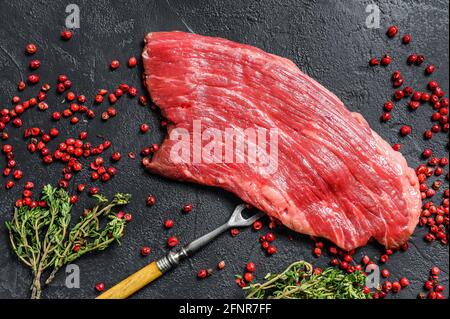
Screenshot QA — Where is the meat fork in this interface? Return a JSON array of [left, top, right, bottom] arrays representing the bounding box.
[[97, 204, 264, 299]]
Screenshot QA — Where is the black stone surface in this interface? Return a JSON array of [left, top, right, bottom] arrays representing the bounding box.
[[0, 0, 448, 299]]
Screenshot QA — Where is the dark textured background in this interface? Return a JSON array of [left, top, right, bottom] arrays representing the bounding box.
[[0, 0, 448, 299]]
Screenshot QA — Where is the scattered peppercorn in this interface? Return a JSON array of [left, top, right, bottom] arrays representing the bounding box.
[[381, 269, 390, 278], [164, 219, 174, 229], [167, 236, 179, 247], [415, 55, 425, 65], [386, 25, 399, 38], [252, 220, 262, 231], [369, 57, 379, 66], [407, 54, 417, 64], [182, 203, 193, 213], [140, 123, 150, 133], [146, 194, 156, 206], [246, 262, 256, 272], [140, 246, 151, 256], [95, 282, 105, 292], [25, 43, 37, 55], [400, 125, 411, 136], [244, 272, 254, 282], [217, 260, 225, 270], [128, 56, 137, 68], [110, 60, 120, 70], [381, 55, 392, 66], [61, 30, 73, 41], [230, 228, 240, 237], [197, 269, 207, 279], [425, 64, 435, 75], [402, 34, 411, 44]]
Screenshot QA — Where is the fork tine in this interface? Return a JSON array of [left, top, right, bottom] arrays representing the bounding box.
[[232, 204, 247, 216], [243, 211, 265, 225], [228, 204, 265, 227]]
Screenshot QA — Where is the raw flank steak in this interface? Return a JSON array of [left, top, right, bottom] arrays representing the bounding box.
[[142, 31, 421, 251]]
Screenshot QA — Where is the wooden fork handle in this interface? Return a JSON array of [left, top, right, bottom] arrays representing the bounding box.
[[96, 261, 163, 299]]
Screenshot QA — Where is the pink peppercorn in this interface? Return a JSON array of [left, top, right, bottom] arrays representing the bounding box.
[[400, 125, 411, 136], [369, 57, 379, 66], [402, 34, 411, 44], [425, 64, 435, 75], [381, 55, 392, 66], [386, 25, 398, 38]]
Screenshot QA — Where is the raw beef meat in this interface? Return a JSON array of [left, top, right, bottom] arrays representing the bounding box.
[[142, 31, 421, 251]]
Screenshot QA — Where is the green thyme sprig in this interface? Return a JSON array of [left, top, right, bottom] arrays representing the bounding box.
[[5, 185, 131, 299], [7, 206, 48, 298], [46, 193, 131, 284], [244, 261, 371, 299]]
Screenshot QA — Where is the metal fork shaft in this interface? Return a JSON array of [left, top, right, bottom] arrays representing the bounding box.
[[156, 223, 230, 273], [185, 223, 230, 254]]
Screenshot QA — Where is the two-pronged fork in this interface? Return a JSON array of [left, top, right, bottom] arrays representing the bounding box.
[[97, 204, 264, 299]]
